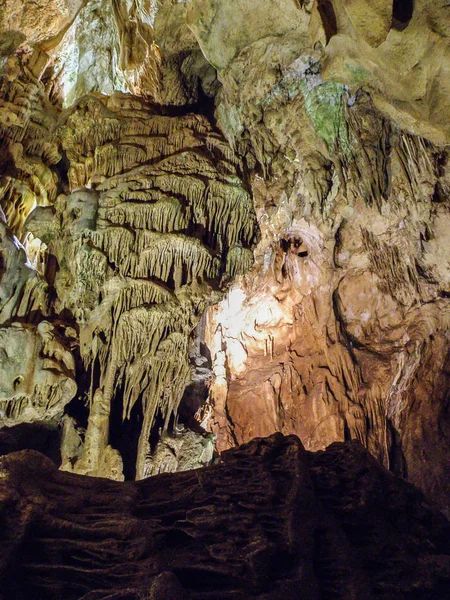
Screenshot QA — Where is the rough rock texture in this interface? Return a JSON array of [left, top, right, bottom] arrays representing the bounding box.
[[0, 59, 60, 234], [204, 125, 450, 511], [1, 434, 450, 600], [0, 0, 84, 55], [0, 0, 449, 523], [0, 321, 76, 426], [0, 214, 76, 427], [190, 1, 450, 514], [0, 63, 258, 481]]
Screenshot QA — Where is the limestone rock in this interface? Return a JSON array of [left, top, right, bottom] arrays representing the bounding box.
[[0, 62, 60, 233], [0, 0, 84, 54], [0, 434, 449, 599], [54, 0, 128, 107], [0, 321, 76, 426], [143, 427, 215, 477], [0, 220, 47, 322], [22, 92, 258, 480], [203, 100, 450, 513]]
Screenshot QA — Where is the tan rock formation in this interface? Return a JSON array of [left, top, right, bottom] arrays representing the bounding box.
[[0, 0, 84, 53], [0, 0, 449, 522], [144, 426, 215, 477], [0, 321, 76, 426], [204, 110, 450, 511], [22, 92, 257, 479], [0, 60, 60, 233]]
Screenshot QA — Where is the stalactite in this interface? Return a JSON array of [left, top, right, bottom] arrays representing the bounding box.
[[225, 245, 255, 278], [9, 89, 258, 480], [105, 198, 189, 232]]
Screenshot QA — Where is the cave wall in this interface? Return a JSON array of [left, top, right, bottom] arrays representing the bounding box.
[[204, 95, 450, 512], [191, 0, 450, 514], [0, 0, 449, 513]]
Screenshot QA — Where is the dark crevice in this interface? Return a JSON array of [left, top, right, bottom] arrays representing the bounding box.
[[109, 384, 143, 480], [392, 0, 414, 30], [387, 418, 407, 478], [432, 181, 445, 203], [317, 0, 338, 44], [0, 422, 61, 465]]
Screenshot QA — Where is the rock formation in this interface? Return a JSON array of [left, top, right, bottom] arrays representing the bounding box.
[[1, 434, 450, 599], [0, 0, 449, 523], [0, 77, 257, 480], [194, 1, 450, 515]]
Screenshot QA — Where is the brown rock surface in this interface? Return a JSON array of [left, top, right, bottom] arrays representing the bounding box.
[[0, 434, 450, 600], [0, 0, 449, 525], [204, 118, 450, 509]]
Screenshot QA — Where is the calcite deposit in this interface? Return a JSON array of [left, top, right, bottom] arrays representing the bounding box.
[[0, 0, 449, 525], [1, 83, 255, 480]]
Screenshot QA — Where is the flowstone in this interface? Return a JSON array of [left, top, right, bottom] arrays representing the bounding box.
[[24, 93, 258, 479], [0, 217, 76, 428], [0, 322, 76, 426]]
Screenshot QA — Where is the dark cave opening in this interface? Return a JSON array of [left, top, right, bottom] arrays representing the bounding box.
[[392, 0, 414, 30], [109, 385, 143, 481], [317, 0, 338, 44]]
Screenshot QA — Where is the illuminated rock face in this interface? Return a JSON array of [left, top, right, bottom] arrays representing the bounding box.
[[179, 1, 450, 514], [0, 0, 449, 519], [204, 103, 450, 513]]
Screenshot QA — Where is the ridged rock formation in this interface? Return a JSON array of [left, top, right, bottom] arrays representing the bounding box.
[[188, 1, 450, 514], [1, 434, 450, 600], [0, 57, 258, 479], [39, 93, 256, 480], [204, 108, 450, 512], [0, 0, 449, 523]]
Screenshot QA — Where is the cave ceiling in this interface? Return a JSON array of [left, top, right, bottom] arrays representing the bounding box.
[[0, 0, 449, 517]]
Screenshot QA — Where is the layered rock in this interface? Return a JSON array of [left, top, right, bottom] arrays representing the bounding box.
[[0, 213, 76, 429], [1, 434, 449, 599], [0, 88, 256, 480], [0, 56, 60, 233], [204, 121, 450, 509]]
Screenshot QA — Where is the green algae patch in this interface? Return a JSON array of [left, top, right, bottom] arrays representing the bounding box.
[[345, 63, 370, 85], [302, 81, 351, 158]]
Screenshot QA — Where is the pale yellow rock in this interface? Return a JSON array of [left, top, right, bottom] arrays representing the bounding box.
[[0, 322, 76, 427], [186, 0, 310, 70], [0, 0, 84, 51]]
